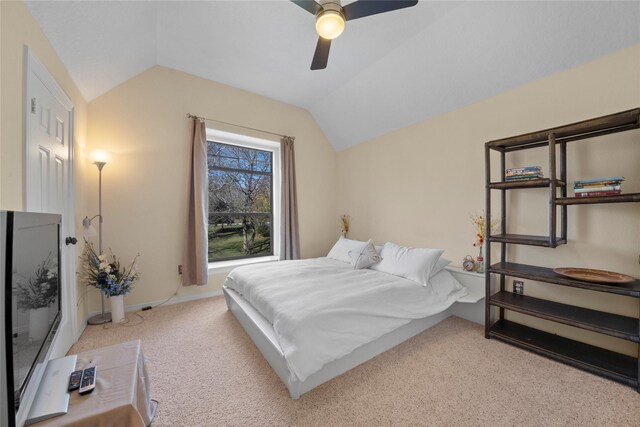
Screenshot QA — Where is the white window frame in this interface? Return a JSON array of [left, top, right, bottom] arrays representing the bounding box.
[[205, 128, 281, 274]]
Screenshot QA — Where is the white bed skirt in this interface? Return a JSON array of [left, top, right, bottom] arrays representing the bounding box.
[[224, 266, 486, 399]]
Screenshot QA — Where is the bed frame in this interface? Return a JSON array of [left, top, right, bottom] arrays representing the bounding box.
[[223, 266, 487, 399]]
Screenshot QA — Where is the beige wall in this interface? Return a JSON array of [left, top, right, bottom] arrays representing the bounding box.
[[86, 66, 337, 310], [0, 0, 90, 333], [2, 0, 638, 359], [337, 45, 640, 356]]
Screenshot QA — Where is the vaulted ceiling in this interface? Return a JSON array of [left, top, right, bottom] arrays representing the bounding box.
[[26, 1, 640, 151]]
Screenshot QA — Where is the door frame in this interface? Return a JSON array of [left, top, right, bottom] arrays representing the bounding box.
[[24, 46, 77, 357]]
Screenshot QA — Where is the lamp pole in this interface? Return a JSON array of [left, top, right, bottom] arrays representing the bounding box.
[[87, 161, 111, 325]]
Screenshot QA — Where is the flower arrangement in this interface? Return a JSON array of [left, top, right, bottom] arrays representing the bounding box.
[[470, 211, 498, 256], [80, 241, 139, 297], [15, 256, 58, 310], [340, 214, 350, 237]]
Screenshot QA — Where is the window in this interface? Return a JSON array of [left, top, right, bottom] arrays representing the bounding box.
[[206, 129, 280, 264]]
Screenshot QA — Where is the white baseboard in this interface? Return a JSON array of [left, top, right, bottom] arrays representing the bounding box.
[[76, 319, 87, 342], [84, 290, 224, 327]]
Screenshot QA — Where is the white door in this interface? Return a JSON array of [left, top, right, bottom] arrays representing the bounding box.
[[25, 48, 76, 358]]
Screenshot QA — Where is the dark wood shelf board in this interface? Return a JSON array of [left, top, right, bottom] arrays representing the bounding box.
[[488, 179, 565, 190], [488, 234, 566, 247], [488, 320, 638, 388], [489, 291, 639, 343], [489, 262, 640, 297], [487, 108, 640, 151], [556, 193, 640, 205]]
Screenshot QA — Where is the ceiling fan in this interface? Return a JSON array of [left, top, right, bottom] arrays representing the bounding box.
[[291, 0, 419, 70]]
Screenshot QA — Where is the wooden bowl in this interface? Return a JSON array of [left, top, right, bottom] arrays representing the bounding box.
[[553, 267, 636, 284]]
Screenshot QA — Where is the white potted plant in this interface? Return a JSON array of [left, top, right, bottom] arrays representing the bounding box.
[[80, 242, 139, 323]]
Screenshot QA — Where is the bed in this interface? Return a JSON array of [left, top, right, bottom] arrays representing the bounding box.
[[223, 256, 486, 399]]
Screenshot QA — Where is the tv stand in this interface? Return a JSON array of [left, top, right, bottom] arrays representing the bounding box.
[[25, 355, 77, 425]]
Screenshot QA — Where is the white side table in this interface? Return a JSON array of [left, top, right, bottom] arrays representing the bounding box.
[[33, 340, 156, 427]]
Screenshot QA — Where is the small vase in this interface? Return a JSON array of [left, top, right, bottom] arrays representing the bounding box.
[[29, 307, 49, 341], [110, 295, 125, 323], [476, 245, 485, 274]]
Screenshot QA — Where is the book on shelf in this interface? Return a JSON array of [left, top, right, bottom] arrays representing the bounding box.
[[506, 171, 543, 177], [574, 176, 625, 186], [574, 185, 621, 193], [575, 182, 623, 189], [506, 172, 543, 178], [505, 174, 543, 181], [507, 166, 542, 173], [506, 167, 542, 176], [576, 190, 622, 197]]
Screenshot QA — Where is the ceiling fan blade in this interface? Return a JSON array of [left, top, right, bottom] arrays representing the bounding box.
[[290, 0, 321, 15], [311, 37, 331, 70], [343, 0, 418, 21]]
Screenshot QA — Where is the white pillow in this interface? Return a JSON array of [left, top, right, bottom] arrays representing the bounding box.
[[376, 245, 450, 278], [349, 240, 381, 269], [432, 258, 451, 277], [429, 269, 465, 296], [371, 242, 444, 286], [327, 236, 369, 264]]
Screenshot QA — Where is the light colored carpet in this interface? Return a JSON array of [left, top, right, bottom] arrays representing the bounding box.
[[70, 296, 640, 426]]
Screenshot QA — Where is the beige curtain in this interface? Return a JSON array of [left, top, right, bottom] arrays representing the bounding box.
[[183, 118, 209, 285], [280, 136, 300, 260]]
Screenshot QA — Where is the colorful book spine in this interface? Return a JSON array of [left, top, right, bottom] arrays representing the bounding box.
[[573, 176, 624, 197], [576, 190, 621, 197], [574, 176, 625, 186], [507, 166, 542, 172], [506, 175, 543, 181], [506, 166, 542, 175], [506, 172, 543, 178], [505, 166, 543, 182], [574, 185, 621, 193], [575, 182, 622, 188]]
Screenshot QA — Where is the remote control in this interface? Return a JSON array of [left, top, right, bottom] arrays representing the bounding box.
[[79, 366, 97, 395], [68, 370, 83, 391]]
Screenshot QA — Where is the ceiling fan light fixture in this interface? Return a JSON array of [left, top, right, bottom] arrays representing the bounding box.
[[315, 9, 345, 40]]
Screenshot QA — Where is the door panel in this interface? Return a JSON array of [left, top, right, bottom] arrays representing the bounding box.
[[38, 104, 50, 133], [55, 117, 64, 144], [54, 156, 64, 214], [37, 146, 50, 211]]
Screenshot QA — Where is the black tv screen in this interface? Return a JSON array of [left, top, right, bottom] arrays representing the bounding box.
[[1, 211, 62, 425]]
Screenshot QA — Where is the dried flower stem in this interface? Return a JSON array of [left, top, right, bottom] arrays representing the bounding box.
[[340, 214, 350, 236]]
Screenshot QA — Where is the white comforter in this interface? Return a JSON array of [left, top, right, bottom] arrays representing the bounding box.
[[224, 257, 467, 382]]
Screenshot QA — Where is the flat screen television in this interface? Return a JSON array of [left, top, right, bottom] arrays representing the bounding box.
[[1, 211, 62, 427]]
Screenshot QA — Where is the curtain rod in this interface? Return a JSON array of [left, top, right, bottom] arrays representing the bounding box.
[[186, 113, 292, 140]]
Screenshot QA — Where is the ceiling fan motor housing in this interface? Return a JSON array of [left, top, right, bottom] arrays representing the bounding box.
[[315, 2, 345, 40]]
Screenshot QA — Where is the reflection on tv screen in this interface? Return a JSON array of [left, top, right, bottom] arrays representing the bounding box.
[[11, 222, 60, 408]]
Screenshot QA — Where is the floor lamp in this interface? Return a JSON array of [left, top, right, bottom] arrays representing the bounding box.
[[84, 158, 111, 325]]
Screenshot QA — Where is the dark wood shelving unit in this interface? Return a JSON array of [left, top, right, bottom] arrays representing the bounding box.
[[489, 262, 640, 297], [490, 291, 639, 343], [489, 320, 638, 388], [556, 192, 640, 205], [488, 179, 565, 190], [484, 108, 640, 391], [489, 234, 566, 247], [487, 108, 640, 151]]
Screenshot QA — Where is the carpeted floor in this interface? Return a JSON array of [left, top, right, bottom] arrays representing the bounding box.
[[70, 296, 639, 426]]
